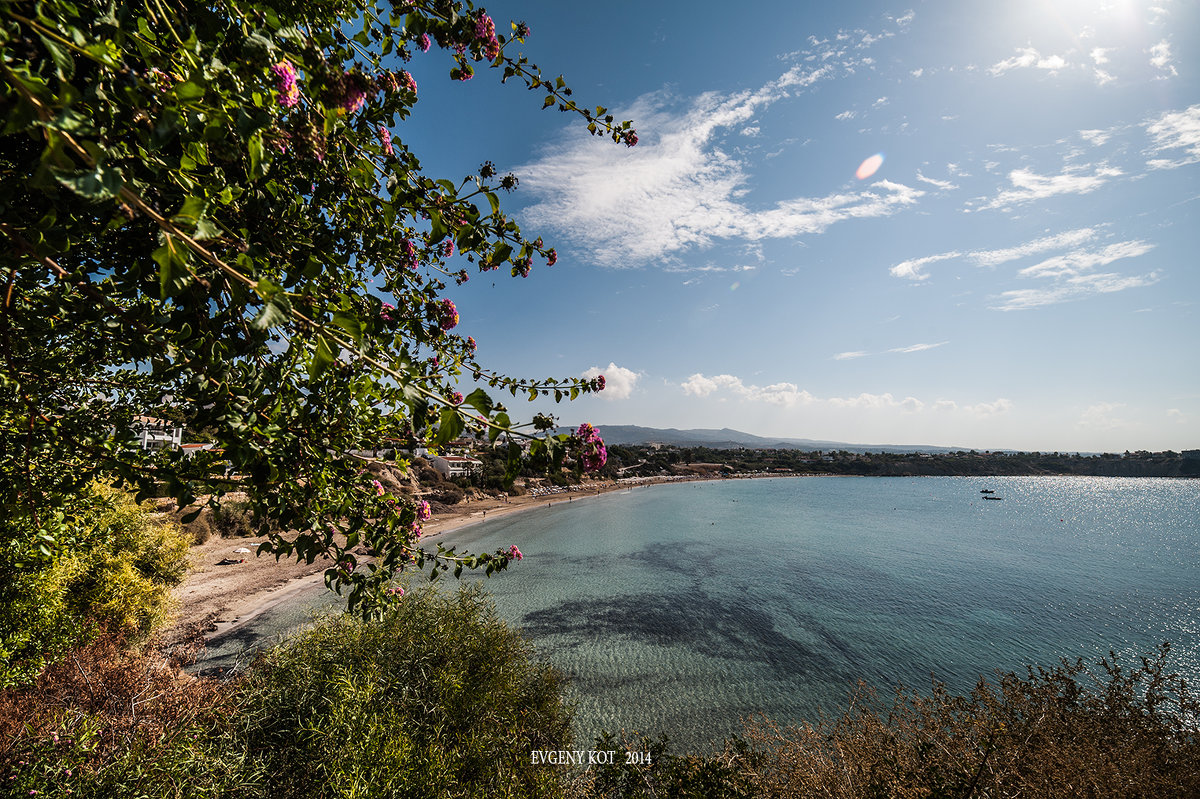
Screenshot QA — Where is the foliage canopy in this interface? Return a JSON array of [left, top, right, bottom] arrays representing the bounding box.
[[0, 0, 629, 630]]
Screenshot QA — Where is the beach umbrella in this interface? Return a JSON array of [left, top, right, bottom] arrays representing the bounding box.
[[233, 547, 252, 554]]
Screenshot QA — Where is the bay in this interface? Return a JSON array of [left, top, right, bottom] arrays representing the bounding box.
[[445, 476, 1200, 751]]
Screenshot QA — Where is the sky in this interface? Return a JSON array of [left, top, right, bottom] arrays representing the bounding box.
[[398, 0, 1199, 453]]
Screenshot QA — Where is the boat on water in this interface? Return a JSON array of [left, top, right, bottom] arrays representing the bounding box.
[[984, 495, 1003, 500], [980, 489, 995, 494]]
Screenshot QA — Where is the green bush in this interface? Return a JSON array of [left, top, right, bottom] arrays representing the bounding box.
[[233, 584, 573, 798], [0, 483, 191, 687]]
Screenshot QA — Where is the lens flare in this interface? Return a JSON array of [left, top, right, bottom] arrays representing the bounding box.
[[856, 152, 885, 180]]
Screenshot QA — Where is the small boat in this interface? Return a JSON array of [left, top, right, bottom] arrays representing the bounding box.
[[984, 496, 1002, 501], [980, 489, 995, 494]]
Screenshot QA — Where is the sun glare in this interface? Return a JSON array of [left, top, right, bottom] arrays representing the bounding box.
[[856, 153, 885, 180]]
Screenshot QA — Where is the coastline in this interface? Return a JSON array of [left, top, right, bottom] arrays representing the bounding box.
[[167, 472, 769, 651]]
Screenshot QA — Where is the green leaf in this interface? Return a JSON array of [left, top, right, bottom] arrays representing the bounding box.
[[308, 335, 337, 380], [53, 164, 123, 199], [36, 34, 74, 79], [248, 131, 270, 179], [463, 388, 493, 416], [490, 242, 513, 267], [251, 294, 292, 330], [174, 80, 206, 102], [433, 407, 464, 446], [333, 311, 363, 344], [152, 236, 192, 297]]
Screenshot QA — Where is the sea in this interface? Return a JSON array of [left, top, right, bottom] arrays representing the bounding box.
[[196, 475, 1200, 752]]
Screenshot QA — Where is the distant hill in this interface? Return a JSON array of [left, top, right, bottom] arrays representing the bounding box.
[[557, 425, 975, 454]]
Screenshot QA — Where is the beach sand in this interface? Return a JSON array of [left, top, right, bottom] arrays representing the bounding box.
[[164, 479, 635, 650]]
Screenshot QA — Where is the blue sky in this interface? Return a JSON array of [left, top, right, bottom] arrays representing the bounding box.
[[401, 0, 1199, 452]]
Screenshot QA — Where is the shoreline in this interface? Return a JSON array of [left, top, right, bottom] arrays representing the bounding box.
[[167, 472, 765, 650]]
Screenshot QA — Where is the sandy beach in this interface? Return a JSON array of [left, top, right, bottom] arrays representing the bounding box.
[[165, 475, 711, 650]]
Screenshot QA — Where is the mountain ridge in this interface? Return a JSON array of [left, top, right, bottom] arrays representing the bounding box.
[[558, 425, 981, 454]]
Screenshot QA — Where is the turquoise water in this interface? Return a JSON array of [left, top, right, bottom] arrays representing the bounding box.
[[445, 476, 1200, 751]]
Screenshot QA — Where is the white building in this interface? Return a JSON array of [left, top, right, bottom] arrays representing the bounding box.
[[431, 455, 483, 479], [131, 415, 183, 451]]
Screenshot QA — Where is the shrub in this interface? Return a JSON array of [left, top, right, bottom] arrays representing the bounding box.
[[233, 584, 573, 798], [734, 643, 1200, 798], [0, 483, 191, 687], [210, 500, 264, 538]]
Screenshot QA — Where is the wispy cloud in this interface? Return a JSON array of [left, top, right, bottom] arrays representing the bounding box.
[[517, 21, 921, 267], [914, 170, 958, 191], [1016, 240, 1155, 278], [992, 271, 1160, 311], [1144, 104, 1200, 169], [1149, 40, 1178, 78], [833, 351, 868, 360], [887, 341, 949, 354], [681, 374, 1010, 418], [975, 165, 1123, 211], [891, 227, 1099, 280]]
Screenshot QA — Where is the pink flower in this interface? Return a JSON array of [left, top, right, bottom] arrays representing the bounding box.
[[508, 544, 523, 561], [380, 302, 395, 322], [418, 33, 431, 52], [400, 238, 418, 269], [575, 423, 607, 472], [371, 479, 385, 496], [623, 130, 639, 147], [438, 298, 459, 330], [416, 499, 432, 521], [593, 375, 606, 392], [271, 61, 300, 108], [442, 240, 454, 258], [379, 125, 394, 156], [546, 248, 558, 267], [386, 586, 405, 596], [399, 70, 417, 95], [475, 13, 501, 60], [451, 391, 464, 405]]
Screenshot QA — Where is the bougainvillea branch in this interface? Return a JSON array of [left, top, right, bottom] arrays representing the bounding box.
[[0, 0, 630, 617]]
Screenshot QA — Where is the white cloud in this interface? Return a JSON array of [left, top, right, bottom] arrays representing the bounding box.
[[992, 271, 1160, 311], [1077, 403, 1130, 430], [891, 228, 1101, 280], [968, 227, 1100, 267], [910, 67, 924, 78], [1090, 47, 1111, 66], [680, 374, 1010, 420], [977, 165, 1122, 211], [833, 351, 868, 360], [1149, 40, 1177, 77], [1093, 68, 1116, 86], [518, 40, 926, 267], [1167, 408, 1186, 424], [914, 170, 958, 191], [680, 373, 815, 406], [989, 46, 1070, 76], [1016, 240, 1155, 278], [1144, 104, 1200, 169], [887, 341, 949, 354], [1078, 128, 1113, 146], [890, 251, 962, 280], [835, 110, 857, 120], [873, 96, 889, 107], [583, 363, 639, 400]]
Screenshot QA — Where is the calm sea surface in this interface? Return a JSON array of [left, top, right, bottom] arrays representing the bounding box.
[[442, 476, 1200, 750]]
